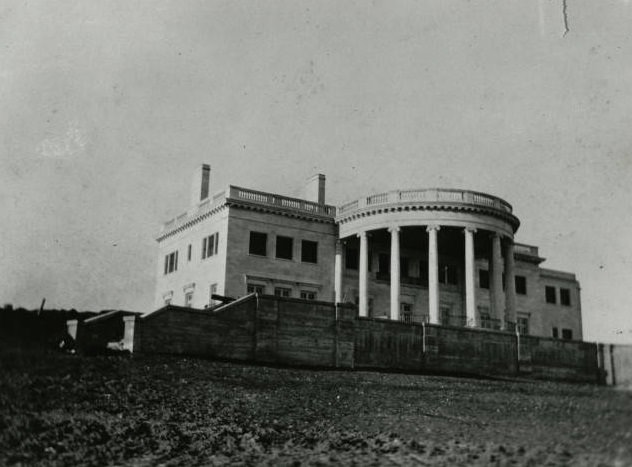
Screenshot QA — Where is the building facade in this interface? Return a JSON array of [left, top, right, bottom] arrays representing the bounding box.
[[155, 164, 583, 340]]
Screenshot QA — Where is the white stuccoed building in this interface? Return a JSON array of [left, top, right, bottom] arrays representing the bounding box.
[[155, 164, 583, 340]]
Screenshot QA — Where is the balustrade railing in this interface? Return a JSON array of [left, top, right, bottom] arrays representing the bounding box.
[[160, 185, 336, 235], [337, 188, 512, 217]]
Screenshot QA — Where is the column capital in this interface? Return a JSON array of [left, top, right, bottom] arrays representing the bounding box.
[[464, 226, 477, 234], [426, 224, 441, 233], [488, 231, 501, 240], [388, 225, 401, 233], [357, 230, 368, 239]]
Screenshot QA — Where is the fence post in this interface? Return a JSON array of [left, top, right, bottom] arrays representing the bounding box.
[[610, 344, 617, 386], [515, 327, 521, 374]]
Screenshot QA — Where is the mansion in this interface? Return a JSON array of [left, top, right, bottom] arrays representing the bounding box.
[[155, 164, 583, 340]]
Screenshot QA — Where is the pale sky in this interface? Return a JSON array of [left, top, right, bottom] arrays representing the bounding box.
[[1, 1, 631, 343]]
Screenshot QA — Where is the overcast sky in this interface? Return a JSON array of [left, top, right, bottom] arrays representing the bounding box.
[[1, 0, 631, 343]]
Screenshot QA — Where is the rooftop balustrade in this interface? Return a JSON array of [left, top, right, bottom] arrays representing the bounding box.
[[160, 185, 336, 236], [337, 188, 513, 217]]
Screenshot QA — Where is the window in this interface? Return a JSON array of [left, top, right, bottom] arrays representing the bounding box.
[[274, 287, 291, 298], [479, 269, 489, 289], [164, 251, 178, 274], [187, 244, 192, 261], [400, 257, 409, 278], [208, 283, 218, 307], [345, 248, 358, 270], [247, 283, 265, 294], [562, 328, 573, 340], [300, 290, 316, 300], [249, 232, 267, 256], [184, 291, 194, 308], [515, 276, 527, 295], [517, 315, 529, 335], [545, 286, 556, 304], [301, 240, 318, 263], [560, 288, 571, 306], [552, 327, 559, 338], [400, 303, 413, 323], [276, 236, 293, 260], [478, 306, 492, 329], [202, 233, 219, 259], [439, 264, 458, 285]]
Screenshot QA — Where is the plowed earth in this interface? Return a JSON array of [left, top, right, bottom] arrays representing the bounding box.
[[1, 344, 631, 466]]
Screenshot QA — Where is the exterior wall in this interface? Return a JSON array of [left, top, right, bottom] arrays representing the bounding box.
[[155, 208, 229, 309], [601, 344, 632, 389], [537, 269, 582, 340], [224, 207, 337, 301], [126, 296, 599, 382], [519, 334, 598, 383]]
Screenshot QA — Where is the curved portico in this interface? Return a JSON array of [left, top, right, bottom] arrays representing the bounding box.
[[334, 188, 520, 331]]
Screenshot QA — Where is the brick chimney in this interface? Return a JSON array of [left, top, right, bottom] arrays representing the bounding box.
[[191, 164, 211, 207], [305, 173, 326, 204]]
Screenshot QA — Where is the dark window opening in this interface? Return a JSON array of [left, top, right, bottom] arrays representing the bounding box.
[[249, 232, 267, 256], [300, 290, 316, 300], [515, 275, 527, 295], [560, 288, 571, 306], [545, 286, 556, 304], [164, 251, 178, 274], [276, 236, 293, 260], [301, 240, 318, 263], [187, 244, 192, 261], [562, 328, 573, 340], [552, 327, 559, 338]]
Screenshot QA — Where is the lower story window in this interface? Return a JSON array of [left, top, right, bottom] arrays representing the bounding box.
[[517, 315, 529, 335], [562, 328, 573, 340], [247, 284, 265, 294], [400, 303, 412, 323], [300, 290, 316, 300], [552, 327, 559, 338], [184, 292, 194, 308], [274, 287, 291, 298]]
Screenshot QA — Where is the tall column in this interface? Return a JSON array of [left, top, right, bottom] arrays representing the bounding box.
[[490, 233, 504, 329], [334, 240, 343, 304], [358, 231, 369, 317], [464, 227, 477, 327], [427, 225, 440, 324], [389, 226, 401, 321], [504, 238, 517, 330]]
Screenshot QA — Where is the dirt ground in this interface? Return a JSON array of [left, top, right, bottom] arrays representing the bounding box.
[[1, 344, 631, 466]]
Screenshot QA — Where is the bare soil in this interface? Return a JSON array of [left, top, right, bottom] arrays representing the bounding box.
[[1, 343, 631, 466]]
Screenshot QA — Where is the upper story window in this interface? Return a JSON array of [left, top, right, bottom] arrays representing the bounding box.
[[400, 303, 412, 323], [184, 291, 194, 308], [517, 315, 529, 335], [187, 244, 192, 261], [301, 240, 318, 263], [545, 286, 556, 304], [515, 276, 527, 295], [562, 328, 573, 340], [345, 248, 358, 270], [560, 288, 571, 306], [202, 232, 219, 259], [479, 269, 489, 289], [249, 231, 267, 256], [164, 251, 178, 275], [276, 236, 293, 260], [439, 264, 458, 285], [552, 327, 559, 338]]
